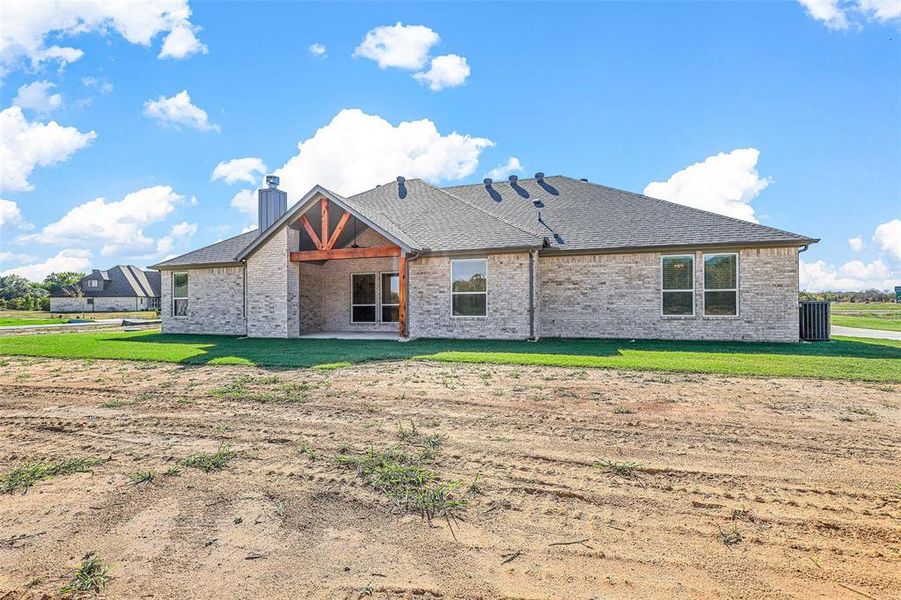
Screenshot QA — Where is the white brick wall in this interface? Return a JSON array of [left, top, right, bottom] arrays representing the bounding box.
[[159, 266, 245, 335], [409, 252, 532, 339], [246, 228, 301, 338], [538, 246, 799, 342], [50, 297, 151, 312]]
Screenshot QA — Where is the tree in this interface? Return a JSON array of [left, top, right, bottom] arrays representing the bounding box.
[[0, 275, 49, 311], [42, 272, 85, 295]]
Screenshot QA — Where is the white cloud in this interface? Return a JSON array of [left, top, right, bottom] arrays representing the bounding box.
[[308, 43, 327, 58], [798, 0, 850, 29], [143, 90, 219, 132], [0, 251, 36, 265], [798, 0, 901, 29], [0, 0, 206, 76], [211, 157, 267, 185], [1, 248, 91, 281], [230, 189, 256, 215], [0, 198, 29, 229], [22, 185, 185, 256], [0, 106, 97, 192], [273, 108, 493, 199], [241, 224, 258, 234], [485, 157, 523, 181], [800, 258, 897, 291], [873, 218, 901, 260], [82, 76, 114, 95], [848, 235, 864, 252], [858, 0, 901, 22], [156, 221, 197, 254], [13, 81, 63, 114], [643, 148, 771, 223], [159, 23, 207, 59], [413, 54, 470, 90], [354, 23, 440, 70]]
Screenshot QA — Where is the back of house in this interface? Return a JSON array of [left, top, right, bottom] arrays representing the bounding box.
[[50, 265, 161, 313], [151, 175, 817, 342]]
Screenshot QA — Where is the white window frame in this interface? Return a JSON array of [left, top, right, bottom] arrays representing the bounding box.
[[172, 272, 188, 318], [380, 271, 400, 323], [450, 258, 488, 318], [86, 279, 99, 289], [350, 272, 377, 323], [660, 254, 695, 317], [703, 252, 739, 318]]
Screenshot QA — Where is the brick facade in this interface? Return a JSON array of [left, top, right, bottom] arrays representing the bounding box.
[[538, 246, 799, 342], [246, 228, 301, 338], [408, 252, 532, 339], [50, 296, 154, 313], [159, 266, 245, 335]]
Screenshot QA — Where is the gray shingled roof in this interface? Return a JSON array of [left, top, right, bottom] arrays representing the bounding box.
[[151, 176, 815, 268], [440, 176, 816, 251], [51, 265, 161, 297], [151, 230, 258, 269]]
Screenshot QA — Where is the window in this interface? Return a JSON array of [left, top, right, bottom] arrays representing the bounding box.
[[661, 255, 694, 316], [704, 253, 738, 316], [86, 279, 99, 289], [351, 273, 376, 322], [87, 298, 94, 305], [451, 259, 487, 317], [381, 272, 400, 322], [173, 272, 188, 316]]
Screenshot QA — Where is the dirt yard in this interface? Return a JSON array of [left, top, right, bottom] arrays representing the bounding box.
[[0, 356, 898, 599]]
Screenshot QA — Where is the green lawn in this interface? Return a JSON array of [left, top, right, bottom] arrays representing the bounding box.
[[832, 314, 901, 332], [831, 302, 900, 313], [0, 318, 61, 327], [0, 331, 898, 382]]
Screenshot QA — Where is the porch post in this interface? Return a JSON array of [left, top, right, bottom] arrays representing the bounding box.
[[399, 254, 407, 337]]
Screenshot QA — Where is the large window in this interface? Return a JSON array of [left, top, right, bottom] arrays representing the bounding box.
[[704, 253, 738, 316], [86, 279, 99, 289], [381, 272, 400, 322], [661, 255, 694, 316], [351, 273, 376, 322], [451, 259, 487, 317], [173, 272, 188, 316]]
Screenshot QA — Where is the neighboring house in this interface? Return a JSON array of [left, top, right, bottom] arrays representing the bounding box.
[[151, 174, 817, 342], [49, 265, 161, 313]]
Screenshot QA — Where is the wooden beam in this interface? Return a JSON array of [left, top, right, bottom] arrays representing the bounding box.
[[399, 254, 407, 337], [325, 212, 350, 250], [320, 198, 329, 249], [299, 214, 322, 249], [290, 245, 401, 262]]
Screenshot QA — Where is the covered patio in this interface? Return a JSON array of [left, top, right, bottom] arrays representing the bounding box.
[[289, 194, 409, 338]]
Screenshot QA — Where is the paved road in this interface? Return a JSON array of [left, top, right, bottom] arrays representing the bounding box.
[[831, 325, 901, 341]]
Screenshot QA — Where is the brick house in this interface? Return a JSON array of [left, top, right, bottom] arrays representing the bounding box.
[[49, 265, 161, 313], [150, 174, 817, 342]]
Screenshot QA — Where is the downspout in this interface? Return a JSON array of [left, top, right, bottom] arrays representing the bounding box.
[[242, 260, 248, 337], [528, 249, 538, 341], [404, 252, 420, 339], [798, 244, 809, 253]]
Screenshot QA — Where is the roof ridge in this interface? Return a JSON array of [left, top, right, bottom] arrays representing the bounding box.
[[556, 175, 817, 242], [423, 181, 544, 241]]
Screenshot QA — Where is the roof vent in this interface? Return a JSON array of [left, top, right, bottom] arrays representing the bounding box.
[[508, 175, 518, 184], [265, 174, 280, 189], [535, 172, 545, 181], [397, 176, 405, 185], [483, 177, 492, 186], [579, 178, 588, 182]]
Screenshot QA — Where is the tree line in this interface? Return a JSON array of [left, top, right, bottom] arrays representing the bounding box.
[[799, 289, 897, 303], [0, 272, 84, 311]]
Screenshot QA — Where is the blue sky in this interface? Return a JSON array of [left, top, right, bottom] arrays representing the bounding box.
[[0, 0, 899, 291]]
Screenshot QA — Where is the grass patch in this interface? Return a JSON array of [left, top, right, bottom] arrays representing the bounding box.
[[0, 318, 61, 326], [832, 314, 901, 332], [1, 458, 100, 494], [179, 445, 237, 473], [595, 458, 643, 477], [336, 446, 465, 518], [1, 331, 899, 382], [61, 554, 112, 595], [129, 469, 155, 484]]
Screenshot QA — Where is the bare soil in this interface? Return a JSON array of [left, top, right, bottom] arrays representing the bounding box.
[[0, 356, 898, 599]]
